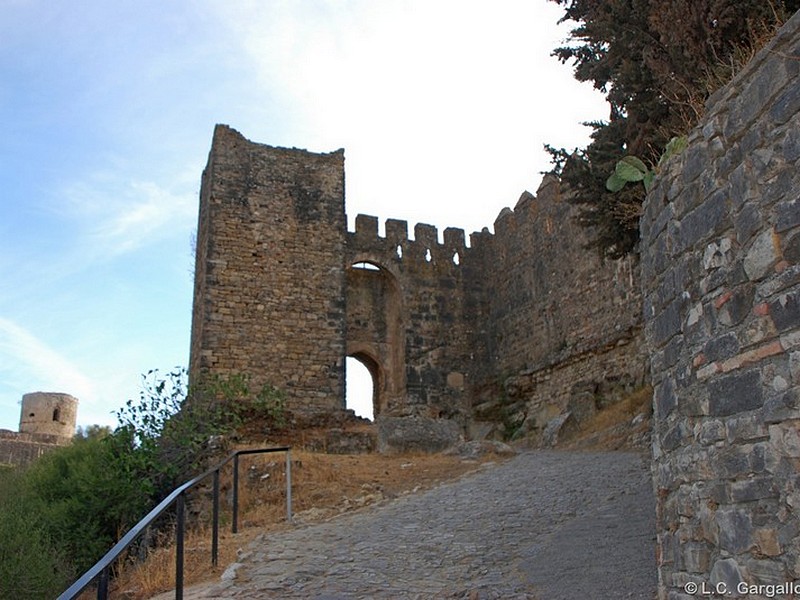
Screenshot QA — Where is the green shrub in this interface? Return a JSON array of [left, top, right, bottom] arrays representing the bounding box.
[[0, 469, 72, 598], [1, 367, 288, 594]]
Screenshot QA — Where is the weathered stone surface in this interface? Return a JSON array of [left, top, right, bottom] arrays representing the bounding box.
[[641, 12, 800, 599], [541, 412, 577, 447], [1, 393, 78, 468], [770, 289, 800, 332], [376, 416, 461, 454], [189, 125, 647, 453], [743, 229, 779, 281], [708, 369, 763, 417], [709, 558, 746, 594]]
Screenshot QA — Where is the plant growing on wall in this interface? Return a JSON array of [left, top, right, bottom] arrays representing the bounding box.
[[605, 136, 688, 193]]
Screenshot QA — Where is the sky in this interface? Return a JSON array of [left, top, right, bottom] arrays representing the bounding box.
[[0, 0, 607, 430]]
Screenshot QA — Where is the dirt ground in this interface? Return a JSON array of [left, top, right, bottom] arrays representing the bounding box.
[[115, 391, 653, 599]]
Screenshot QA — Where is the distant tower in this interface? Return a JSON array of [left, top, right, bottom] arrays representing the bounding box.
[[19, 392, 78, 442]]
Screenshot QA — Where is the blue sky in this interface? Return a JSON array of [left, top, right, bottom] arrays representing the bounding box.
[[0, 0, 606, 430]]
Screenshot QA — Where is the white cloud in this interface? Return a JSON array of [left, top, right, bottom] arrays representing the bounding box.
[[206, 0, 607, 234], [0, 317, 95, 401], [61, 173, 197, 257]]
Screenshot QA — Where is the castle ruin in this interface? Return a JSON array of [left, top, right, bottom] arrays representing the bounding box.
[[0, 392, 78, 467], [188, 125, 647, 451]]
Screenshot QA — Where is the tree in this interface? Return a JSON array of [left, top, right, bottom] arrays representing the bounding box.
[[547, 0, 800, 256]]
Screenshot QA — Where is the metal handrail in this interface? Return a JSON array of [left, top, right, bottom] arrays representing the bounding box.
[[58, 446, 292, 600]]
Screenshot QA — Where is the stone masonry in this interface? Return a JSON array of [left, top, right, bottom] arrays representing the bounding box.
[[0, 392, 78, 467], [640, 11, 800, 598], [189, 126, 646, 450]]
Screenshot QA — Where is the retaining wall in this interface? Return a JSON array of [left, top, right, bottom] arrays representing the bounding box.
[[641, 11, 800, 597]]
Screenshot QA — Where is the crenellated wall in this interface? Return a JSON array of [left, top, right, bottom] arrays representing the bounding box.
[[471, 175, 648, 441], [345, 214, 481, 425], [641, 11, 800, 597], [189, 125, 648, 450]]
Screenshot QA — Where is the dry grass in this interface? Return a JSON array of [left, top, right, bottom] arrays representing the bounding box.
[[664, 4, 793, 135], [562, 385, 653, 451], [85, 388, 654, 598], [104, 446, 505, 599]]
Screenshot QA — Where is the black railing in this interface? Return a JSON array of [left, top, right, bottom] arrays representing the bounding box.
[[58, 446, 292, 600]]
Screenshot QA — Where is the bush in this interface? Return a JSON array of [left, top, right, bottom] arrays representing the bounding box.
[[0, 469, 72, 598], [0, 367, 287, 595]]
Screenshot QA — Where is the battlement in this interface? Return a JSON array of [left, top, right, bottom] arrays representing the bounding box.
[[190, 125, 645, 452], [348, 214, 470, 267]]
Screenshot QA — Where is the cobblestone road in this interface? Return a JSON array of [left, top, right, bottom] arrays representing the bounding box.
[[180, 450, 657, 599]]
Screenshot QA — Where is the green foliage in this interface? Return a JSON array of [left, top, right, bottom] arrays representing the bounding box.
[[21, 435, 149, 576], [74, 423, 112, 441], [605, 136, 688, 194], [606, 155, 650, 192], [0, 470, 72, 599], [547, 0, 798, 256], [0, 367, 287, 595]]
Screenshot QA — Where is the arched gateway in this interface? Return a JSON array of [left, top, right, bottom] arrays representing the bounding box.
[[189, 125, 646, 452]]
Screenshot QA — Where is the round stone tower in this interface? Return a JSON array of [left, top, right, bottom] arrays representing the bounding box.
[[19, 392, 78, 441]]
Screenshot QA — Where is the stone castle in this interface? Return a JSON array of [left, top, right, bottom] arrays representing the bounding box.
[[188, 125, 647, 451], [189, 8, 800, 596], [188, 10, 800, 595], [0, 392, 78, 467]]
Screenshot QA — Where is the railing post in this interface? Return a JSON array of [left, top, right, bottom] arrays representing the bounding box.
[[97, 566, 109, 600], [212, 469, 220, 567], [176, 493, 185, 600], [232, 453, 240, 534], [286, 449, 292, 522]]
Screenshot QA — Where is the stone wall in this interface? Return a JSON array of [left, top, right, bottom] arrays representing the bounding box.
[[0, 392, 77, 467], [190, 125, 348, 414], [190, 125, 648, 450], [0, 430, 69, 468], [345, 214, 481, 434], [19, 392, 78, 439], [471, 175, 648, 440], [640, 11, 800, 598]]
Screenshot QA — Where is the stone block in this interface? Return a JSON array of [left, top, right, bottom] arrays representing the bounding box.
[[770, 80, 800, 125], [776, 198, 800, 233], [743, 229, 780, 281], [654, 378, 677, 419], [652, 300, 683, 348], [709, 558, 746, 596], [376, 416, 461, 454], [744, 558, 787, 585], [783, 229, 800, 264], [682, 542, 711, 573], [717, 508, 755, 554], [726, 414, 768, 442], [754, 528, 782, 557], [704, 333, 740, 362], [769, 289, 800, 332], [768, 421, 800, 458], [762, 389, 800, 424], [730, 477, 778, 503], [708, 369, 763, 417]]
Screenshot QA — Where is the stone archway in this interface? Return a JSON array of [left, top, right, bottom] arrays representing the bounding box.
[[345, 261, 405, 416]]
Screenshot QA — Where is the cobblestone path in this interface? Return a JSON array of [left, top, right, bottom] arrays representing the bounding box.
[[182, 450, 657, 599]]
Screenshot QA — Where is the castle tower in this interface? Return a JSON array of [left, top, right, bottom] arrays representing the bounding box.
[[18, 392, 78, 441], [189, 125, 348, 414]]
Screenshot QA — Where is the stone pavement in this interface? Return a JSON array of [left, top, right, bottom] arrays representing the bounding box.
[[176, 450, 657, 599]]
